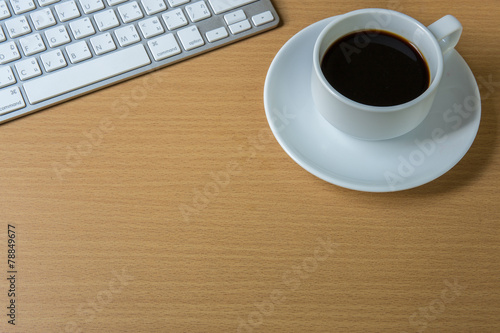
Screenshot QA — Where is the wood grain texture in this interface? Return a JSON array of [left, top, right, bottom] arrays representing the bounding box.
[[0, 1, 499, 332]]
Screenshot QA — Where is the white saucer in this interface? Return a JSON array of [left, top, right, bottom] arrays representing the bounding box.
[[264, 16, 481, 192]]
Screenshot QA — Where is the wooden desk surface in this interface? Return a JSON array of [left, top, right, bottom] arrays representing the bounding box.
[[1, 1, 499, 332]]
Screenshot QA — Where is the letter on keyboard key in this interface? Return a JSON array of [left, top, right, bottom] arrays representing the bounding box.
[[0, 1, 11, 20], [45, 26, 71, 47], [19, 33, 47, 56], [114, 25, 141, 47], [80, 0, 105, 14], [0, 66, 16, 88], [0, 87, 26, 115], [23, 44, 151, 104], [70, 17, 96, 39], [141, 0, 167, 15], [117, 1, 144, 23], [90, 33, 117, 55], [55, 1, 81, 22], [15, 57, 42, 80], [207, 0, 257, 14], [5, 16, 32, 38], [0, 41, 21, 64], [40, 49, 67, 71], [66, 41, 92, 63], [10, 0, 36, 15], [94, 9, 119, 31], [30, 8, 57, 30]]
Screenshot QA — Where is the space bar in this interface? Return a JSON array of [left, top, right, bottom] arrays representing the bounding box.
[[24, 45, 151, 104]]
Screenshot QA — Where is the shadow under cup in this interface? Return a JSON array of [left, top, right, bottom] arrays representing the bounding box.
[[311, 9, 444, 141]]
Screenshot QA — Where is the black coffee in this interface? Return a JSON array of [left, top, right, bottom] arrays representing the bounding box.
[[321, 30, 430, 107]]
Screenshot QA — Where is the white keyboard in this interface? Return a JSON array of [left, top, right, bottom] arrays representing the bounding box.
[[0, 0, 279, 123]]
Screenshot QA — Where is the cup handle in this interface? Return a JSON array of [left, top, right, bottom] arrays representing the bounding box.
[[427, 15, 463, 55]]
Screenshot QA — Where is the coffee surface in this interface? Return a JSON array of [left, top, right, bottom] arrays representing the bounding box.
[[321, 30, 430, 107]]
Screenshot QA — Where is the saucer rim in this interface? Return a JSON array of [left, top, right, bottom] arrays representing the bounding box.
[[263, 16, 481, 192]]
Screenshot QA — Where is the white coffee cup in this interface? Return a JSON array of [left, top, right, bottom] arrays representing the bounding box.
[[311, 9, 463, 140]]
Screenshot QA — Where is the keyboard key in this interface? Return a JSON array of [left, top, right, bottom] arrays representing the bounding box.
[[24, 44, 151, 104], [0, 66, 16, 88], [38, 0, 61, 6], [70, 17, 96, 39], [207, 0, 256, 14], [94, 9, 119, 31], [177, 25, 204, 51], [66, 40, 92, 63], [45, 26, 71, 47], [9, 0, 36, 15], [4, 16, 32, 38], [224, 9, 245, 25], [185, 1, 211, 23], [138, 17, 164, 39], [55, 1, 81, 22], [40, 49, 67, 71], [114, 25, 141, 47], [0, 26, 6, 42], [0, 87, 25, 115], [15, 57, 42, 80], [0, 1, 11, 19], [19, 33, 47, 56], [118, 1, 144, 23], [106, 0, 127, 5], [79, 0, 105, 14], [206, 26, 228, 42], [167, 0, 189, 7], [90, 33, 116, 55], [0, 42, 21, 64], [147, 33, 181, 61], [141, 0, 167, 15], [30, 8, 57, 30], [252, 11, 274, 26], [162, 8, 188, 30], [228, 19, 250, 34]]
